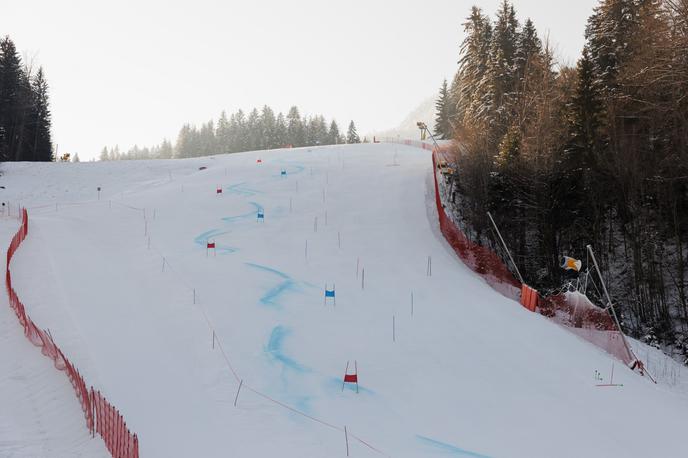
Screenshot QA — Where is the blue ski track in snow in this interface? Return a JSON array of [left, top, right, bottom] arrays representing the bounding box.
[[224, 182, 262, 196], [193, 202, 265, 254], [265, 325, 310, 373], [193, 229, 237, 254], [415, 435, 492, 457], [245, 262, 300, 309], [221, 201, 264, 223]]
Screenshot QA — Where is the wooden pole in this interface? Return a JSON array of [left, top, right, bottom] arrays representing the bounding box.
[[233, 379, 243, 407], [344, 426, 350, 457], [212, 330, 215, 348], [193, 288, 196, 304], [361, 268, 365, 290]]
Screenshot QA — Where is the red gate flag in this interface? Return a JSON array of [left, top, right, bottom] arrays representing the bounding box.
[[344, 374, 357, 383], [216, 187, 222, 194], [207, 242, 216, 249]]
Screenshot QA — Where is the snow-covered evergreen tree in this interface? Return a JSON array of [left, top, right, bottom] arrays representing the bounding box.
[[346, 120, 360, 144]]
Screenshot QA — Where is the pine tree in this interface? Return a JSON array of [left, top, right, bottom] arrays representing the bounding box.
[[275, 113, 287, 147], [434, 79, 453, 139], [455, 7, 493, 126], [261, 105, 276, 149], [346, 120, 360, 143], [29, 67, 52, 161], [585, 0, 640, 96], [514, 18, 542, 90], [0, 36, 23, 161], [216, 110, 231, 154], [567, 47, 603, 164], [328, 120, 341, 144], [174, 124, 192, 158], [286, 106, 304, 147], [483, 0, 519, 135], [247, 108, 261, 151]]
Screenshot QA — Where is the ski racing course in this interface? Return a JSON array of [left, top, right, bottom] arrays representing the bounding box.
[[1, 143, 688, 457]]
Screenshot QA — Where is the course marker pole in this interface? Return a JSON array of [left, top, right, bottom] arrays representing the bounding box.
[[345, 426, 349, 457], [234, 379, 243, 407]]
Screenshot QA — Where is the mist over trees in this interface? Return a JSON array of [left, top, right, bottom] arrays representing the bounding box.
[[0, 35, 53, 162], [100, 105, 358, 161], [437, 0, 688, 360]]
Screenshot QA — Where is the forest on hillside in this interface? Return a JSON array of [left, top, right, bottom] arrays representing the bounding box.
[[434, 0, 688, 362], [100, 107, 361, 161], [0, 36, 53, 162]]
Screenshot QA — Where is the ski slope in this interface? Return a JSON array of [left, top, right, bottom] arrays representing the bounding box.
[[2, 143, 687, 457]]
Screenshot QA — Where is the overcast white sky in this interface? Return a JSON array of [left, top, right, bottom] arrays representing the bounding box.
[[2, 0, 599, 160]]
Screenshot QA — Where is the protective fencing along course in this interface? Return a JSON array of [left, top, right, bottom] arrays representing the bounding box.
[[5, 208, 139, 458], [385, 138, 642, 372]]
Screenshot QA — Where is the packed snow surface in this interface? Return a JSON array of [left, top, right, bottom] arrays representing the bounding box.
[[1, 143, 687, 457]]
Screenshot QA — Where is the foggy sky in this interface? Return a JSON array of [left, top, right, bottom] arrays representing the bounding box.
[[2, 0, 600, 160]]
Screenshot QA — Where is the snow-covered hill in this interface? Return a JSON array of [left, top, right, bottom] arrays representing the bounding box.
[[1, 143, 687, 457], [368, 97, 436, 141]]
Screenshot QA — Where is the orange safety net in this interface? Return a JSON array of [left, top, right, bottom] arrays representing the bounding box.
[[5, 209, 138, 457]]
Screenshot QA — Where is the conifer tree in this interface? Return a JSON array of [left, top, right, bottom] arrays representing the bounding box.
[[0, 36, 23, 161], [216, 110, 231, 154], [328, 120, 341, 144], [434, 79, 454, 139], [275, 113, 287, 147], [286, 106, 304, 147], [346, 121, 360, 143], [29, 67, 52, 161]]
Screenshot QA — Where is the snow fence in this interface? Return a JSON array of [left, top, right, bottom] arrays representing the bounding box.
[[385, 138, 639, 369], [5, 209, 139, 458]]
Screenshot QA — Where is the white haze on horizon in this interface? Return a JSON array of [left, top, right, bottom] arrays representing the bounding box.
[[2, 0, 598, 160]]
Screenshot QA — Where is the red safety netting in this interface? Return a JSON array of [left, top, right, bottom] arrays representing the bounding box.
[[93, 389, 139, 458], [5, 208, 139, 457], [431, 152, 522, 300], [538, 292, 635, 365], [382, 138, 644, 371]]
